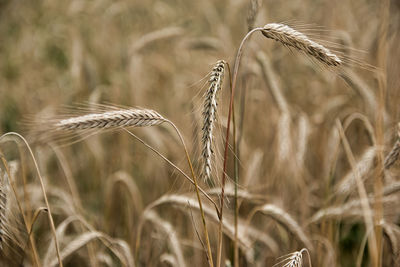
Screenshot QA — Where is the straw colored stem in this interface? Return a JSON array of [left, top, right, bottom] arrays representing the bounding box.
[[1, 132, 64, 267], [216, 27, 263, 267], [336, 121, 378, 265], [374, 2, 390, 265], [124, 128, 215, 266], [229, 64, 239, 267], [218, 27, 263, 267], [0, 154, 41, 267], [167, 121, 214, 267]]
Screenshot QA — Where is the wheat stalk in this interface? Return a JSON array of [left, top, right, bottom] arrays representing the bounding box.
[[202, 60, 225, 183], [138, 194, 280, 261], [262, 23, 342, 67], [55, 108, 167, 130]]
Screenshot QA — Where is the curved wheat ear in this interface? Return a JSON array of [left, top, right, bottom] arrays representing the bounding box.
[[142, 211, 186, 267], [262, 23, 342, 67], [274, 248, 311, 267], [0, 169, 9, 250], [250, 204, 313, 250], [384, 123, 400, 169], [0, 161, 23, 255], [55, 108, 167, 130], [202, 60, 225, 183]]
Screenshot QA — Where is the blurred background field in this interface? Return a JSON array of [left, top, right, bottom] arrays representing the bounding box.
[[0, 0, 399, 266]]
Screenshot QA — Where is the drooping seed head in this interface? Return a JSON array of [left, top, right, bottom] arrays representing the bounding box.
[[262, 23, 342, 67], [55, 108, 167, 131], [0, 162, 22, 254], [384, 123, 400, 169], [275, 248, 311, 267], [0, 170, 8, 250], [202, 60, 225, 183]]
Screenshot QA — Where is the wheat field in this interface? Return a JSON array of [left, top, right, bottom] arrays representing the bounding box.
[[0, 0, 399, 266]]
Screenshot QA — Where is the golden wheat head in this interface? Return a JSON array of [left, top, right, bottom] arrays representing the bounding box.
[[55, 108, 167, 130], [202, 60, 225, 184], [262, 23, 342, 67]]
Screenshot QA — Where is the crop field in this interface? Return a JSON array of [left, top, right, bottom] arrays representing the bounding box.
[[0, 0, 399, 266]]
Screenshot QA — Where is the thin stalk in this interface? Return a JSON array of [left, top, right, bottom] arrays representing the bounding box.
[[50, 145, 83, 211], [21, 206, 49, 266], [122, 129, 218, 211], [374, 1, 389, 266], [0, 154, 41, 267], [235, 71, 249, 267], [28, 207, 48, 234], [336, 121, 378, 265], [218, 27, 263, 267], [216, 62, 234, 267], [123, 129, 216, 267], [167, 121, 214, 267], [0, 132, 63, 267], [50, 145, 98, 267], [17, 145, 32, 228], [230, 66, 239, 267]]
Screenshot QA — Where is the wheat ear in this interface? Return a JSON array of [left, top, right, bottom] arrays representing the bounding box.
[[262, 23, 342, 67], [384, 123, 400, 169], [55, 108, 167, 130], [248, 204, 313, 250], [202, 60, 225, 183], [0, 169, 9, 250], [143, 211, 186, 267], [274, 248, 311, 267]]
